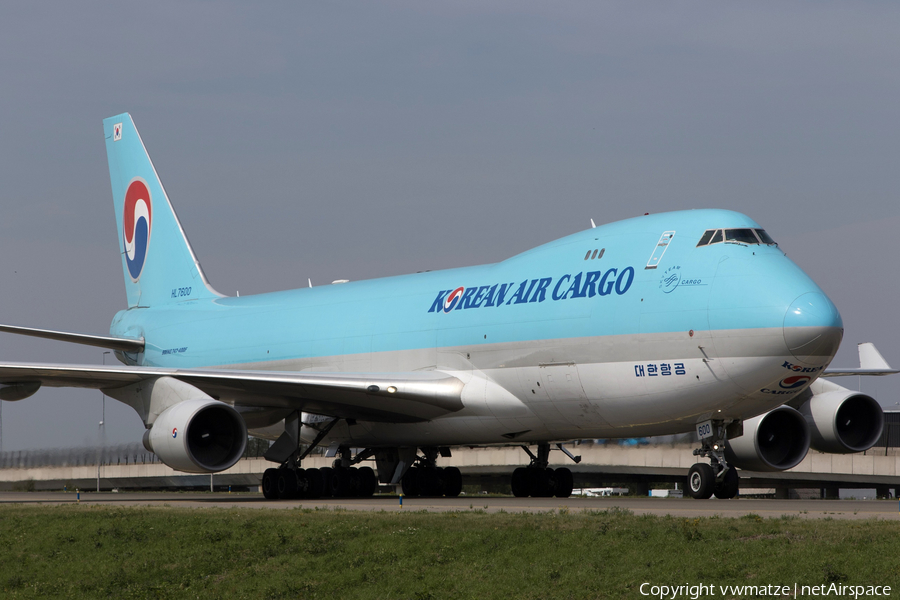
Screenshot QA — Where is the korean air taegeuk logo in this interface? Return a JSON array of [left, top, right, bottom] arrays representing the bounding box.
[[123, 178, 152, 282]]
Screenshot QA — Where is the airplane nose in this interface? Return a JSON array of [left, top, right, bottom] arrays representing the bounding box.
[[783, 292, 843, 365]]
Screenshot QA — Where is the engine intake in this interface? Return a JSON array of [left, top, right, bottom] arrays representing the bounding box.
[[725, 406, 810, 471], [143, 398, 247, 473], [799, 389, 884, 454]]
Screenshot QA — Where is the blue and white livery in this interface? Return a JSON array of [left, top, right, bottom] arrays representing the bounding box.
[[0, 113, 890, 501]]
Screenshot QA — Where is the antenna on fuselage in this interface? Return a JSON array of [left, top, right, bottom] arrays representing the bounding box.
[[308, 278, 313, 288], [590, 218, 596, 229]]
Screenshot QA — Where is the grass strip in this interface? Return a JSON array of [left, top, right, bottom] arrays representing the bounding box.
[[0, 504, 897, 599]]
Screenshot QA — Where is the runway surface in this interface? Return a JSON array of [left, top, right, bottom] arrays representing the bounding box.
[[1, 492, 898, 519]]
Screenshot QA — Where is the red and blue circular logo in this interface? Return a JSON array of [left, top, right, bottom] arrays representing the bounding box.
[[779, 375, 811, 389], [172, 427, 178, 439], [123, 178, 152, 282], [443, 287, 465, 313]]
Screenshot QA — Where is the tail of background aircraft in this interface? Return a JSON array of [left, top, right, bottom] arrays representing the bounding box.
[[103, 113, 221, 308]]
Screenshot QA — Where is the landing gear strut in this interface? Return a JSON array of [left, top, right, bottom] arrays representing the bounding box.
[[510, 443, 576, 498], [400, 447, 462, 498], [687, 420, 739, 500]]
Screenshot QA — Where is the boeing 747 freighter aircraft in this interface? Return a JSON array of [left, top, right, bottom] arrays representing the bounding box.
[[0, 114, 891, 500]]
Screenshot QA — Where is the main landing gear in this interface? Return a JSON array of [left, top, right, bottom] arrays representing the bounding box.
[[687, 421, 739, 500], [510, 443, 578, 498], [261, 414, 378, 500], [262, 445, 379, 500], [400, 447, 463, 498]]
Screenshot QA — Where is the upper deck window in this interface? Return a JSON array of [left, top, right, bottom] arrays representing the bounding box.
[[696, 228, 777, 247]]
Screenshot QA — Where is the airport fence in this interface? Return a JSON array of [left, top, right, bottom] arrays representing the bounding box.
[[0, 436, 274, 469]]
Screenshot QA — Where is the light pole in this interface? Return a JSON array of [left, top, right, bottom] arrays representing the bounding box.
[[97, 351, 110, 492]]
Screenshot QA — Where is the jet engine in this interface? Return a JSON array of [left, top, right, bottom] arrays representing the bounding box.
[[798, 384, 884, 454], [142, 398, 247, 473], [725, 406, 810, 471]]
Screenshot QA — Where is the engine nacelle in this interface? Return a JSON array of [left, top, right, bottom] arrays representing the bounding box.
[[142, 398, 247, 473], [798, 389, 884, 454], [725, 406, 810, 471], [0, 382, 41, 401]]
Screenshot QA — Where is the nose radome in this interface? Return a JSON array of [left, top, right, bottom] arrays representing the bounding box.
[[783, 292, 843, 365]]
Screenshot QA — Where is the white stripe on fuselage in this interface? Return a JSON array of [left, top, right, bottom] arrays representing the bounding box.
[[234, 326, 834, 447]]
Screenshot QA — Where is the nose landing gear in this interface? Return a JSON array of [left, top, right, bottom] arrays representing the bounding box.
[[687, 420, 739, 500]]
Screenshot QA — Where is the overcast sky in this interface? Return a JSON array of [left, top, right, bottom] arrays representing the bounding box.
[[1, 2, 898, 450]]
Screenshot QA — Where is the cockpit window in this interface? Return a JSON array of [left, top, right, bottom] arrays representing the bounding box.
[[755, 229, 777, 245], [697, 228, 777, 247], [725, 228, 759, 245], [696, 230, 716, 247]]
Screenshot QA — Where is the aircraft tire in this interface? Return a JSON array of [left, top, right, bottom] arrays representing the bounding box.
[[401, 467, 420, 497], [442, 466, 463, 497], [306, 469, 325, 499], [529, 469, 552, 498], [426, 467, 443, 497], [318, 467, 334, 498], [277, 469, 299, 499], [511, 467, 530, 497], [554, 467, 574, 498], [262, 468, 279, 500], [332, 468, 352, 497], [357, 466, 377, 497], [294, 468, 309, 499], [687, 463, 715, 499], [713, 467, 739, 499]]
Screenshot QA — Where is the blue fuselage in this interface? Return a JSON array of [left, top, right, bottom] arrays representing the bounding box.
[[109, 209, 843, 445]]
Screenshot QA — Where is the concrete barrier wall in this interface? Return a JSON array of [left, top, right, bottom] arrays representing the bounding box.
[[1, 444, 898, 491]]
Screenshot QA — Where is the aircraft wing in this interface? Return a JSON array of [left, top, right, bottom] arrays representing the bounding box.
[[822, 342, 899, 377], [0, 362, 464, 423], [0, 323, 144, 353]]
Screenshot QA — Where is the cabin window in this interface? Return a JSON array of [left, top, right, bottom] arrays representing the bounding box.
[[591, 249, 598, 259], [584, 250, 591, 260]]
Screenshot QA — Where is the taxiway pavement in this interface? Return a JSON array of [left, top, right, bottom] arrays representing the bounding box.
[[1, 492, 897, 520]]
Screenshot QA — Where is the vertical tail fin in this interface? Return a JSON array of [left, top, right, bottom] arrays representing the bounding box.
[[103, 114, 222, 308]]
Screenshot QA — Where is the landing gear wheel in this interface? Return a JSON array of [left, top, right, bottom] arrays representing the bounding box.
[[262, 468, 279, 500], [442, 467, 463, 498], [306, 469, 325, 499], [554, 467, 574, 498], [687, 463, 715, 499], [357, 466, 377, 497], [425, 467, 443, 497], [713, 467, 739, 499], [277, 470, 298, 499], [331, 467, 352, 497], [511, 467, 531, 497], [318, 467, 333, 498], [294, 468, 309, 499], [401, 467, 419, 497], [532, 469, 553, 498]]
